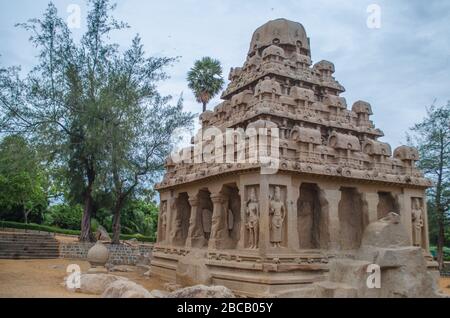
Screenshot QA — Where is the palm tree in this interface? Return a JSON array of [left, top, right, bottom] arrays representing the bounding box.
[[187, 57, 225, 113]]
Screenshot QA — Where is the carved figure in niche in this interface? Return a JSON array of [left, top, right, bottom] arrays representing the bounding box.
[[160, 202, 167, 241], [202, 208, 213, 240], [227, 209, 234, 231], [411, 198, 424, 247], [269, 186, 286, 248], [246, 188, 260, 249], [171, 218, 183, 242]]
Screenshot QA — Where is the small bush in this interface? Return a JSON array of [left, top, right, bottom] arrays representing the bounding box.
[[44, 204, 83, 230]]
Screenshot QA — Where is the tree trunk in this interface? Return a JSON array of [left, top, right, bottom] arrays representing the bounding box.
[[435, 136, 445, 271], [23, 208, 28, 225], [80, 191, 93, 242], [437, 214, 445, 271], [112, 198, 124, 245], [80, 165, 95, 242], [202, 102, 207, 113]]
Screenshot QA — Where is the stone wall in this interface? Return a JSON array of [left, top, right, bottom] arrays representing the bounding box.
[[60, 242, 153, 265]]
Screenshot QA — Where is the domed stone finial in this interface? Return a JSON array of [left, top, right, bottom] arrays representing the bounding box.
[[249, 18, 310, 56]]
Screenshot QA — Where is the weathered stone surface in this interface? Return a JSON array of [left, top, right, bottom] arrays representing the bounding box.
[[150, 290, 169, 298], [167, 285, 235, 298], [176, 250, 212, 287], [313, 218, 445, 298], [101, 279, 153, 298], [87, 241, 110, 271], [315, 281, 358, 298], [276, 286, 318, 298], [110, 265, 136, 272], [95, 225, 111, 241], [67, 274, 128, 295], [164, 282, 182, 292], [327, 259, 371, 291], [361, 213, 410, 248]]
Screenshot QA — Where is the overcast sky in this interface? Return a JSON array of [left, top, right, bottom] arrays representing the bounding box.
[[1, 0, 449, 148]]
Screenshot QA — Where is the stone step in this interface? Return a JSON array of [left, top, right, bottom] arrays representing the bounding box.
[[0, 241, 59, 247], [0, 232, 61, 259], [0, 239, 59, 243], [0, 247, 60, 252], [0, 235, 57, 240], [0, 254, 59, 259], [0, 248, 59, 253], [0, 232, 55, 238]]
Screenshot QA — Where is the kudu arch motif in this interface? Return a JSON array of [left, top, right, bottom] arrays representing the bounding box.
[[151, 18, 433, 297]]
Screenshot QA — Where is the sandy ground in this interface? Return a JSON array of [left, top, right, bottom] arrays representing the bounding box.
[[0, 259, 449, 298], [0, 259, 166, 298], [439, 277, 450, 295]]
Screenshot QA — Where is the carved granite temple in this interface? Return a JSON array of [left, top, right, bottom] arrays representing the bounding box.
[[151, 19, 433, 297]]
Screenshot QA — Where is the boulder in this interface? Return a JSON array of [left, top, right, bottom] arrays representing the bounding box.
[[360, 212, 409, 248], [67, 274, 128, 295], [95, 225, 111, 242], [313, 214, 446, 298], [150, 290, 169, 298], [167, 285, 235, 298], [315, 281, 358, 298], [176, 250, 212, 287], [101, 280, 153, 298]]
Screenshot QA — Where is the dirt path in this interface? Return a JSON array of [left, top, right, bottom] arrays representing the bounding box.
[[0, 259, 165, 298], [1, 258, 449, 298], [439, 277, 450, 295]]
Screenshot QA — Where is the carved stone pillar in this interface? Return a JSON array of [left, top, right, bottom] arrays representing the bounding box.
[[208, 193, 226, 250], [322, 188, 341, 250], [186, 196, 205, 248], [166, 195, 177, 246], [362, 192, 379, 223], [286, 184, 299, 250], [422, 197, 430, 252], [397, 193, 413, 245], [258, 176, 270, 255], [156, 201, 168, 244]]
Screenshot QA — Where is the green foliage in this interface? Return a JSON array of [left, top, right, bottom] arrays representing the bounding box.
[[0, 0, 194, 242], [0, 220, 80, 236], [121, 200, 159, 242], [0, 220, 154, 243], [44, 204, 83, 230], [0, 135, 48, 223], [429, 246, 450, 262], [187, 57, 225, 112]]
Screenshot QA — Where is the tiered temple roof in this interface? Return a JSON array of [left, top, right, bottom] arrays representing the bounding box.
[[157, 18, 430, 190]]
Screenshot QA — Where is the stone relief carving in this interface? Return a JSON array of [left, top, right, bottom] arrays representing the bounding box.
[[411, 197, 424, 247], [159, 201, 167, 241], [202, 208, 213, 240], [269, 186, 286, 248], [246, 187, 260, 249]]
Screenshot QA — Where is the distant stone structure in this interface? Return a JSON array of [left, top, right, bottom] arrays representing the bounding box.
[[151, 18, 435, 297]]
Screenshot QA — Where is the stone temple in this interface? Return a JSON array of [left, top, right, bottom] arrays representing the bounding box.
[[151, 19, 436, 297]]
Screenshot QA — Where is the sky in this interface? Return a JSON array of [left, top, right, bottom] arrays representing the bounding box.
[[0, 0, 449, 148]]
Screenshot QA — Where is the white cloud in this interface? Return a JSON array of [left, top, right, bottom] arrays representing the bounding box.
[[1, 0, 449, 148]]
